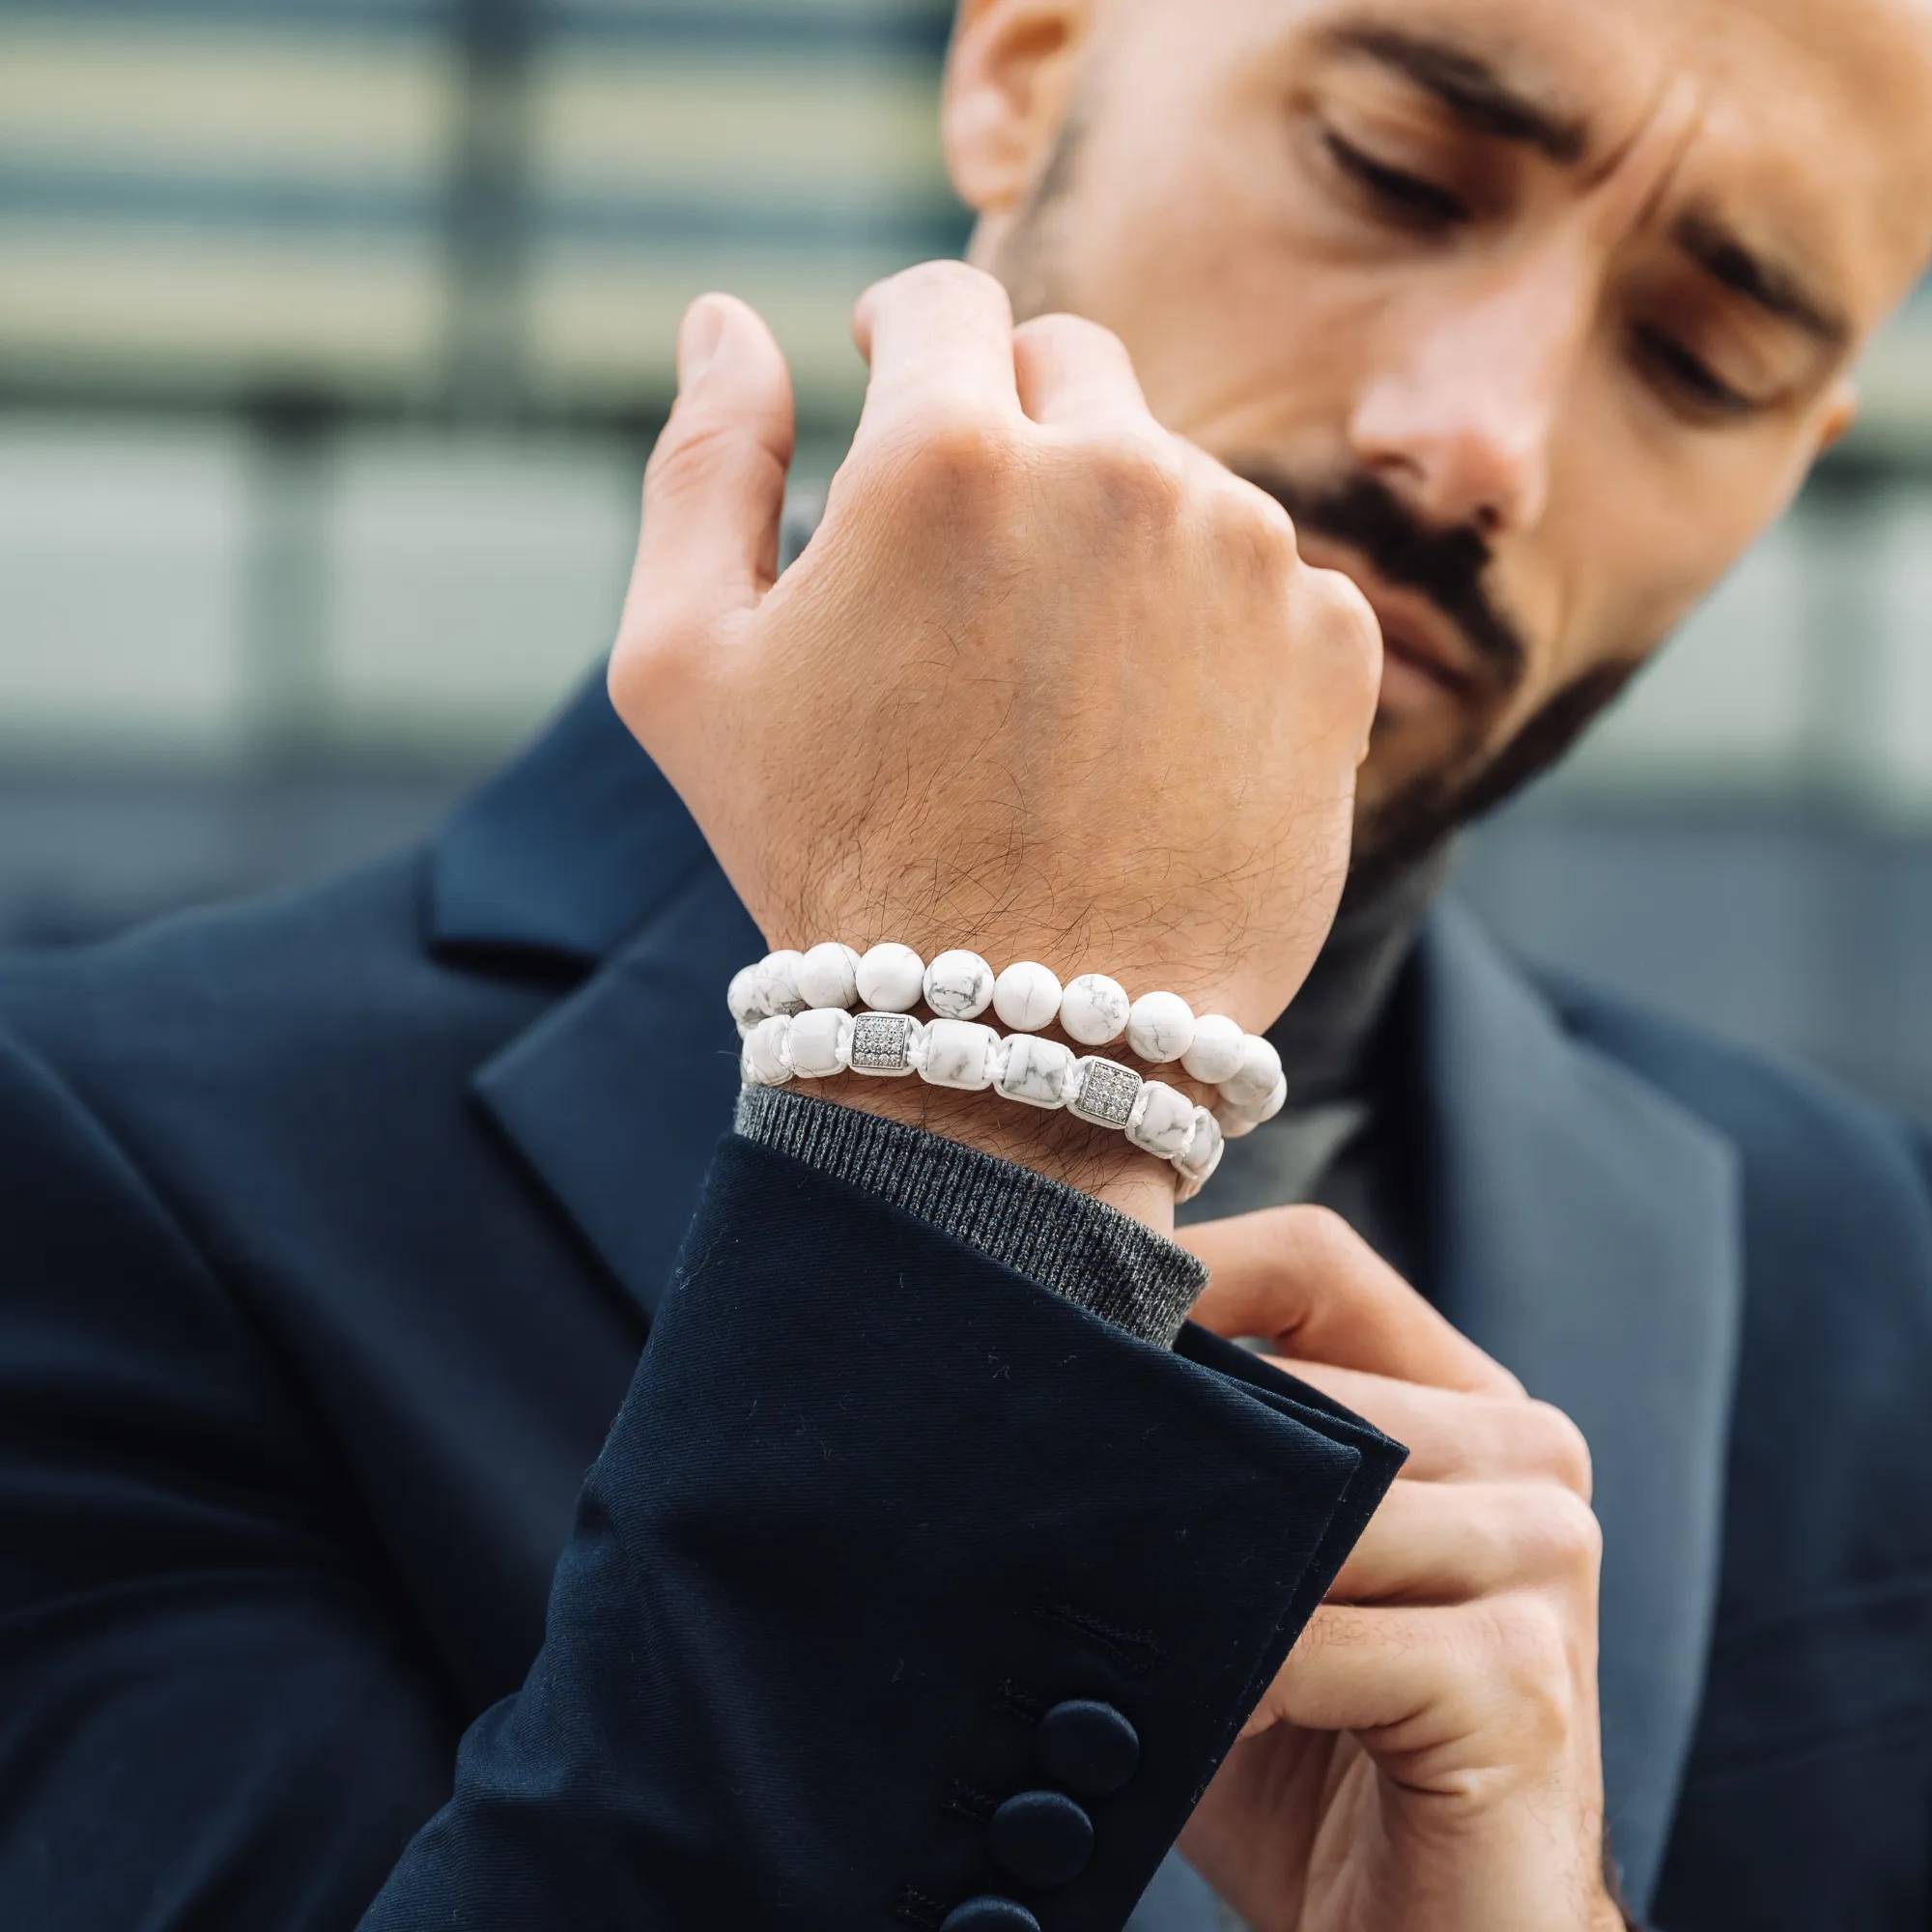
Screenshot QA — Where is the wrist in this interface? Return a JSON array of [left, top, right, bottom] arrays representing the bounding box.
[[813, 1073, 1179, 1236]]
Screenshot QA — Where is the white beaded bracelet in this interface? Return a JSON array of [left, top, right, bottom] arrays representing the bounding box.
[[728, 943, 1286, 1130], [738, 1006, 1227, 1202]]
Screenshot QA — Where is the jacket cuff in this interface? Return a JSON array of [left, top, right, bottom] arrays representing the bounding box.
[[734, 1086, 1208, 1348]]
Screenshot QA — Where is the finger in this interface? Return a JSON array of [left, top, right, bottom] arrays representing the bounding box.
[[1325, 1478, 1602, 1605], [1012, 311, 1156, 433], [1270, 1361, 1594, 1496], [1184, 1205, 1520, 1397], [851, 261, 1023, 439], [625, 294, 796, 656]]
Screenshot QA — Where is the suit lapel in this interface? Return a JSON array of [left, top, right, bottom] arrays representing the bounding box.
[[471, 861, 763, 1323], [425, 673, 767, 1323], [1416, 898, 1744, 1917]]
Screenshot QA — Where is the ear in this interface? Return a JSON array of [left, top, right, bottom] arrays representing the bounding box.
[[1817, 375, 1860, 452], [942, 0, 1094, 216]]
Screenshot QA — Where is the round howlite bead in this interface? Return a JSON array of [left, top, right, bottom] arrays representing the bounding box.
[[1221, 1033, 1284, 1109], [1223, 1069, 1289, 1127], [992, 960, 1064, 1034], [921, 1017, 999, 1092], [795, 941, 861, 1010], [998, 1035, 1074, 1110], [1180, 1013, 1246, 1085], [1060, 973, 1130, 1046], [726, 963, 769, 1033], [741, 1014, 793, 1087], [1126, 1080, 1196, 1159], [1126, 990, 1197, 1065], [924, 950, 996, 1020], [856, 943, 925, 1014], [752, 950, 807, 1018], [787, 1007, 854, 1079]]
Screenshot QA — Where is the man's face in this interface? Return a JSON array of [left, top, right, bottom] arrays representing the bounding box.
[[945, 0, 1932, 874]]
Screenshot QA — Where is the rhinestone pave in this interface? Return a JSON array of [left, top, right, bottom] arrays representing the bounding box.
[[848, 1010, 923, 1076], [1066, 1056, 1143, 1128]]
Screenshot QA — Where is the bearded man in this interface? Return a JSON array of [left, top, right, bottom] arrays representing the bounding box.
[[3, 2, 1930, 1929]]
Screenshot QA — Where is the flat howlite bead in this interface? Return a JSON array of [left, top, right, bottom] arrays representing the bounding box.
[[924, 949, 996, 1020], [753, 950, 808, 1018], [1180, 1012, 1245, 1085], [856, 942, 926, 1013], [1126, 1080, 1196, 1159], [1221, 1033, 1284, 1108], [998, 1035, 1074, 1110], [992, 960, 1064, 1034], [922, 1017, 999, 1091], [1175, 1106, 1225, 1179], [1060, 973, 1130, 1046], [1126, 990, 1197, 1064], [726, 963, 769, 1034], [741, 1014, 794, 1087], [787, 1007, 855, 1079], [795, 941, 862, 1010]]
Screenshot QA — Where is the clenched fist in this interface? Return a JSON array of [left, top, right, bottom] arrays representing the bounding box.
[[610, 262, 1380, 1071]]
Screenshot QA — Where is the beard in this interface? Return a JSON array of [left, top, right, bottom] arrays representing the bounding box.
[[1234, 465, 1643, 894]]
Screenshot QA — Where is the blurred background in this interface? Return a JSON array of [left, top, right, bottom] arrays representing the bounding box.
[[1, 0, 1928, 1120]]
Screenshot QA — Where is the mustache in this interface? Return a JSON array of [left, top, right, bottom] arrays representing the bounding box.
[[1236, 466, 1530, 688]]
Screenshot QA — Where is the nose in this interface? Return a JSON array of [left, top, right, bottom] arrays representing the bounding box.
[[1348, 239, 1592, 542]]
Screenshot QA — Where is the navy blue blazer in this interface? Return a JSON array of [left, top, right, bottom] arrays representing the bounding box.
[[0, 678, 1927, 1929]]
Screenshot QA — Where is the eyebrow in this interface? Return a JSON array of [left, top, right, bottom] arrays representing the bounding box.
[[1326, 25, 1589, 165], [1673, 207, 1850, 352]]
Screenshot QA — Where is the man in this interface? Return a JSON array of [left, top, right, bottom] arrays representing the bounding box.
[[2, 1, 1930, 1928]]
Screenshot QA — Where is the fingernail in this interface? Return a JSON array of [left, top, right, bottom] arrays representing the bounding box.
[[678, 298, 727, 387]]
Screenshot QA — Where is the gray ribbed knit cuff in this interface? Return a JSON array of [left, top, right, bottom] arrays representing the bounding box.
[[734, 1086, 1207, 1349]]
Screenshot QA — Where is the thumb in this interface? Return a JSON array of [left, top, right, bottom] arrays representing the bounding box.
[[617, 295, 796, 690]]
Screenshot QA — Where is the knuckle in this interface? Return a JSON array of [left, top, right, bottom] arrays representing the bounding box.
[[1014, 308, 1126, 360], [1484, 1597, 1577, 1747], [1067, 431, 1185, 528], [1527, 1401, 1596, 1499], [1206, 481, 1299, 581], [888, 407, 1016, 502], [1527, 1487, 1605, 1582]]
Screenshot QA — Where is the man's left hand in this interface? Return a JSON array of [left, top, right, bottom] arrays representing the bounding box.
[[1175, 1206, 1623, 1932]]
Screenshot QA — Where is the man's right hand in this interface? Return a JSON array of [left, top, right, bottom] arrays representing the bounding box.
[[608, 263, 1381, 1060]]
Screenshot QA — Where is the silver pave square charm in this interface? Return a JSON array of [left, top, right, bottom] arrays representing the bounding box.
[[848, 1010, 922, 1077], [1067, 1056, 1143, 1128]]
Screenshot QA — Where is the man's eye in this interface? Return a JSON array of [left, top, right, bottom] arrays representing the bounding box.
[[1321, 128, 1466, 229], [1632, 325, 1756, 418]]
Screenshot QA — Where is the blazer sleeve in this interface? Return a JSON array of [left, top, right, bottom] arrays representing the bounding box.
[[0, 1021, 1399, 1932], [360, 1135, 1401, 1931]]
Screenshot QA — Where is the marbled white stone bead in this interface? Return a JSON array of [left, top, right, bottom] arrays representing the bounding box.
[[921, 1017, 999, 1092], [998, 1034, 1074, 1110], [787, 1007, 855, 1079], [1126, 990, 1196, 1065], [1060, 973, 1131, 1046], [795, 941, 862, 1010], [856, 943, 925, 1013], [1126, 1079, 1196, 1159], [727, 963, 770, 1035], [923, 950, 996, 1020], [741, 1014, 794, 1087], [753, 950, 808, 1018], [1180, 1013, 1246, 1085], [1220, 1033, 1284, 1108], [1175, 1107, 1225, 1180], [992, 960, 1064, 1034], [1220, 1069, 1289, 1128]]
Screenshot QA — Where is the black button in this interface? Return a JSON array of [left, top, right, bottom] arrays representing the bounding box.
[[1036, 1699, 1140, 1796], [988, 1789, 1094, 1888], [939, 1899, 1040, 1932]]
